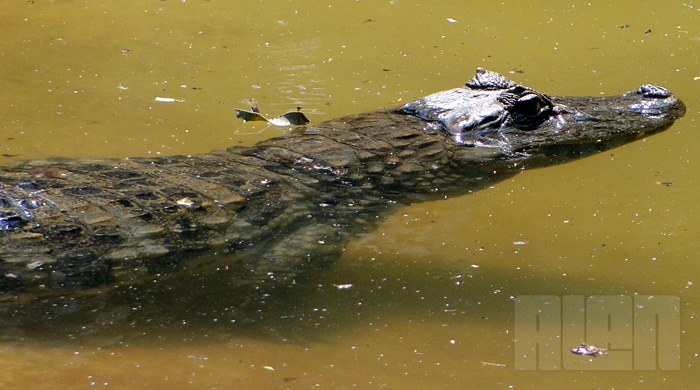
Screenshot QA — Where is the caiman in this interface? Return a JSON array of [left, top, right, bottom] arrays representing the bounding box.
[[0, 68, 686, 307]]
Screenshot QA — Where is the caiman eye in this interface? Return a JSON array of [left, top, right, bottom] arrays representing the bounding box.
[[509, 92, 553, 130], [512, 93, 547, 117]]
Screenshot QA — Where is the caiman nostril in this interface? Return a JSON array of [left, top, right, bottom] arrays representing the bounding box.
[[637, 84, 671, 98]]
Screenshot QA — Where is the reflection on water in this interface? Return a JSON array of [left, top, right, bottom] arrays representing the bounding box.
[[1, 0, 699, 388], [0, 253, 520, 388]]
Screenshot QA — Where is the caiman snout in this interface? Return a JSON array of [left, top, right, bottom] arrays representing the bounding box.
[[627, 84, 685, 120]]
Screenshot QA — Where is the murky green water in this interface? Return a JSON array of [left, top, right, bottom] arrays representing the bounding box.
[[1, 0, 699, 388]]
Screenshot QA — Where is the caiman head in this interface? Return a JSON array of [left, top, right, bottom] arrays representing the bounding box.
[[400, 68, 686, 167]]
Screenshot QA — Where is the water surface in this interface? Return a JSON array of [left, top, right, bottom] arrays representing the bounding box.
[[1, 1, 699, 388]]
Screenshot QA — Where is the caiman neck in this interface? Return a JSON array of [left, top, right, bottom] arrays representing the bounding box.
[[241, 108, 517, 203]]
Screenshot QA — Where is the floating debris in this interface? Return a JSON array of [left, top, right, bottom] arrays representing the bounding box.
[[570, 343, 608, 357], [235, 105, 310, 126], [187, 355, 209, 360], [155, 97, 186, 103], [177, 198, 196, 208], [480, 361, 507, 367]]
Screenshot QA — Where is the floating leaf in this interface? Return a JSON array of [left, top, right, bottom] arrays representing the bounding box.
[[268, 110, 309, 126], [235, 106, 309, 126], [234, 109, 269, 122]]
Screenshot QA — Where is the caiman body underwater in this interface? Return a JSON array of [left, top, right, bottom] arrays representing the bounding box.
[[0, 69, 686, 305]]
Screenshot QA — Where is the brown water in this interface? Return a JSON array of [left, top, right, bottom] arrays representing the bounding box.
[[1, 0, 700, 388]]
